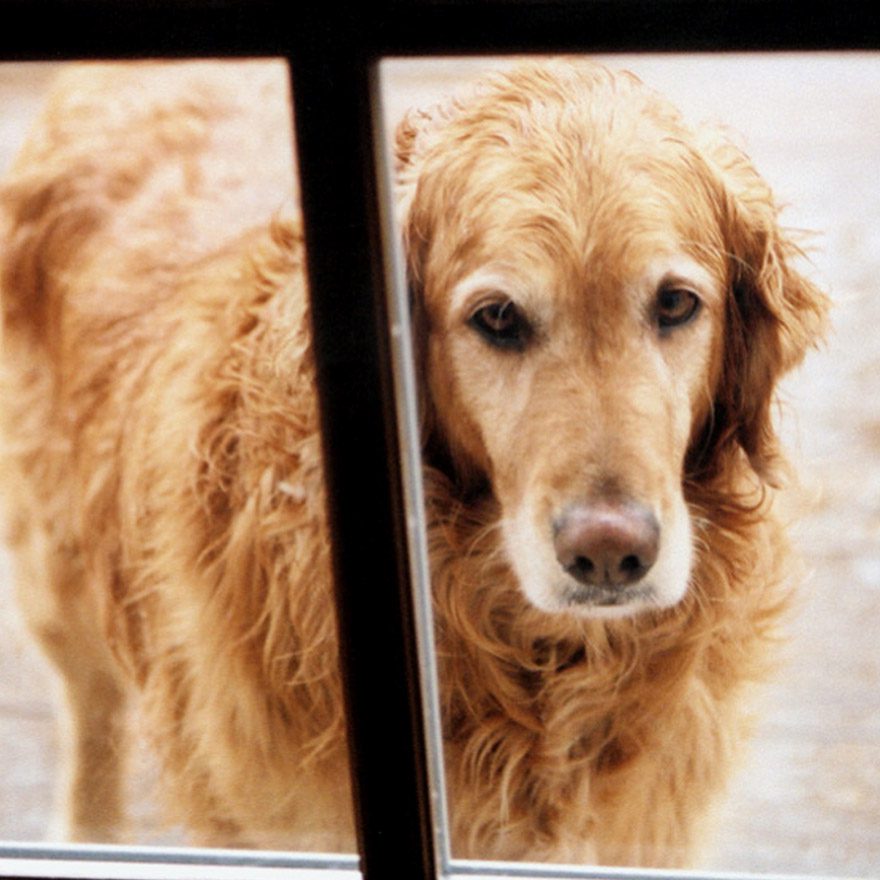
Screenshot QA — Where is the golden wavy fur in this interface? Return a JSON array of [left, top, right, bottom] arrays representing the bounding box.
[[0, 60, 826, 866]]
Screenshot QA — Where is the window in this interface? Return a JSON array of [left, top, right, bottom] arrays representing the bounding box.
[[0, 4, 878, 880]]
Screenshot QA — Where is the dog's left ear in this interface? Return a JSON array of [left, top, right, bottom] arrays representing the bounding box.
[[693, 131, 829, 483]]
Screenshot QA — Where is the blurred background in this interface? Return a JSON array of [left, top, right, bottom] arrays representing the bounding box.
[[1, 54, 879, 876]]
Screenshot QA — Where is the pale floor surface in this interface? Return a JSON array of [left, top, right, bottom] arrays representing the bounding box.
[[1, 56, 880, 877]]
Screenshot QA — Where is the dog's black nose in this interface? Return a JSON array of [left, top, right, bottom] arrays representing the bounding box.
[[554, 502, 660, 587]]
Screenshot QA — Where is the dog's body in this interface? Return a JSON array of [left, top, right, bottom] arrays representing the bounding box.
[[0, 61, 825, 866]]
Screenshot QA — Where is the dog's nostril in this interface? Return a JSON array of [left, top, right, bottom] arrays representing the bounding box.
[[573, 556, 595, 578], [554, 502, 660, 589], [620, 554, 642, 575]]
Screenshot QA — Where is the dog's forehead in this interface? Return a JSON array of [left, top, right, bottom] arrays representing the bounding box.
[[422, 138, 721, 266], [424, 178, 723, 313]]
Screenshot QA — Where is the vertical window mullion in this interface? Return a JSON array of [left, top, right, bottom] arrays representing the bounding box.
[[287, 43, 438, 880]]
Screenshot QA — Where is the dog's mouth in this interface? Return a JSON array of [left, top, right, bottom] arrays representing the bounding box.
[[561, 580, 659, 614]]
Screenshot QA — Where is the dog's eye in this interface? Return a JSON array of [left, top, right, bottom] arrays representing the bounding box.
[[469, 300, 531, 350], [656, 287, 701, 330]]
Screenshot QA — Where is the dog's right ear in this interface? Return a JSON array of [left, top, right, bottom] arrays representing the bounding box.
[[392, 95, 512, 496], [394, 103, 478, 488]]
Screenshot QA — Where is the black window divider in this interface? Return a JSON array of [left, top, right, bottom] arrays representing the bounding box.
[[287, 40, 439, 880]]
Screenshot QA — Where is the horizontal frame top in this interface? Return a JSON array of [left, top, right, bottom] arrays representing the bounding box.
[[0, 1, 877, 60]]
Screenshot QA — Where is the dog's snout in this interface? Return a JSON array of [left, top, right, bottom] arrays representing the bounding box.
[[554, 502, 660, 588]]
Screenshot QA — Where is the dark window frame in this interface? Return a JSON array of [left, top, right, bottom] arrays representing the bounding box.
[[0, 3, 877, 879]]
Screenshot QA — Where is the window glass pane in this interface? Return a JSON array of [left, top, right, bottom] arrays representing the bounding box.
[[0, 60, 357, 862], [378, 53, 880, 877]]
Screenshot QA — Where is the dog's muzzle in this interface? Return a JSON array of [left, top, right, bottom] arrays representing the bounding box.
[[553, 500, 660, 592]]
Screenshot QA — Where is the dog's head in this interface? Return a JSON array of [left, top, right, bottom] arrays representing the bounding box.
[[396, 61, 826, 619]]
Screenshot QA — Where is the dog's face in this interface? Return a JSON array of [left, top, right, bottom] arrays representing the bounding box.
[[397, 62, 825, 619]]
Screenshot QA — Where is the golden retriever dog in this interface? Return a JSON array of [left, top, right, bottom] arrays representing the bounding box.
[[0, 59, 826, 866]]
